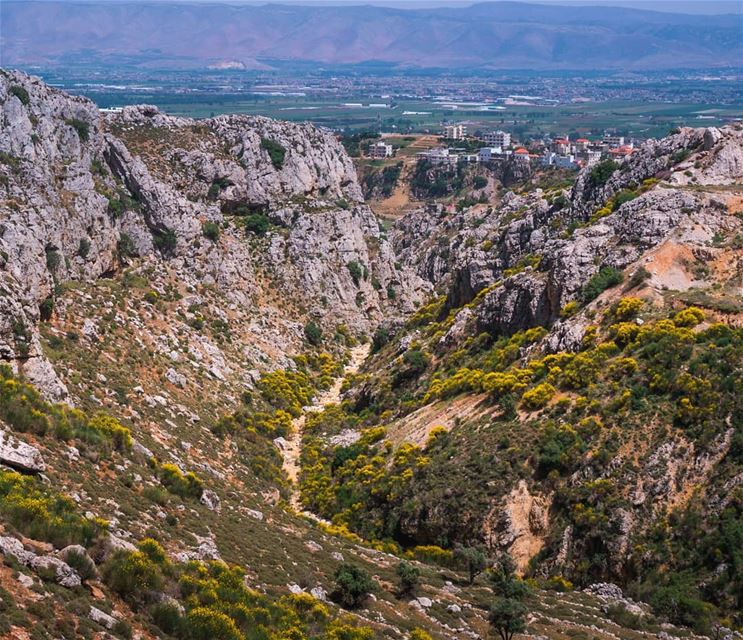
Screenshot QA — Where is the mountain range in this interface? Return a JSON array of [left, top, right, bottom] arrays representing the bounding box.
[[2, 0, 742, 70]]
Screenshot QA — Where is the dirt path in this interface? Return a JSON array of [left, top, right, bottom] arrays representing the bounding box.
[[282, 343, 370, 511]]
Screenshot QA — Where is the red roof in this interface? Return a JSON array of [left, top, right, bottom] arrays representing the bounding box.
[[576, 138, 589, 143], [514, 148, 529, 154]]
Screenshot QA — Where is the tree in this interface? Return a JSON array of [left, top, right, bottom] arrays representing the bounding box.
[[489, 553, 530, 600], [332, 563, 373, 609], [454, 544, 487, 584], [396, 560, 420, 597], [152, 227, 177, 256], [202, 221, 220, 241], [304, 320, 323, 346], [489, 598, 527, 640], [260, 138, 286, 169]]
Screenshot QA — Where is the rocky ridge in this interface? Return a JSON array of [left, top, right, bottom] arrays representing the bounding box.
[[392, 125, 743, 347], [0, 70, 426, 404]]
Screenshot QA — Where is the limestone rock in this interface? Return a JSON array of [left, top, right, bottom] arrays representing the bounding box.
[[89, 606, 118, 630], [200, 489, 221, 511], [0, 428, 46, 473]]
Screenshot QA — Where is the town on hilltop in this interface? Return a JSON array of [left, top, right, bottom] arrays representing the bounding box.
[[368, 123, 636, 170]]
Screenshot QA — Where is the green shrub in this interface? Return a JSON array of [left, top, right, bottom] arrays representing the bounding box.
[[0, 470, 101, 548], [588, 159, 618, 187], [582, 266, 624, 302], [45, 246, 61, 271], [65, 118, 90, 142], [158, 463, 203, 499], [39, 297, 54, 322], [78, 238, 91, 258], [473, 175, 488, 189], [207, 177, 233, 200], [244, 213, 270, 235], [347, 260, 364, 286], [103, 549, 163, 601], [117, 233, 137, 259], [304, 320, 323, 346], [107, 196, 125, 217], [152, 227, 177, 255], [261, 138, 286, 169], [112, 620, 133, 639], [396, 561, 420, 596], [10, 85, 30, 106], [202, 221, 220, 241], [371, 326, 390, 353], [332, 563, 373, 609], [64, 548, 98, 581], [627, 266, 651, 289], [612, 189, 637, 211], [521, 382, 556, 410], [151, 602, 186, 636]]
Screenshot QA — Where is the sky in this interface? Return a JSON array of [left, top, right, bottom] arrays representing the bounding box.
[[5, 0, 741, 13]]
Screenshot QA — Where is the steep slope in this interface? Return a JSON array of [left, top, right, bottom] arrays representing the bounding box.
[[297, 125, 743, 632], [0, 70, 425, 407], [1, 72, 742, 640]]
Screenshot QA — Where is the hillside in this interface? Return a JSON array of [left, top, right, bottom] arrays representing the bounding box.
[[301, 123, 743, 631], [0, 70, 742, 640], [2, 1, 742, 70]]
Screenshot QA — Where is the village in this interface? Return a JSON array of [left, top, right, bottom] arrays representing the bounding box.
[[366, 122, 638, 170]]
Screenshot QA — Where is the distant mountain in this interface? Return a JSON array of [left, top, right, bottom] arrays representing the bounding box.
[[1, 0, 742, 70]]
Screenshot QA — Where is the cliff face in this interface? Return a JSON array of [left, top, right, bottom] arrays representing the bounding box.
[[0, 71, 426, 400], [392, 125, 743, 346]]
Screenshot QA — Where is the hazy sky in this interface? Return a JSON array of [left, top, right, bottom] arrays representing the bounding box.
[[7, 0, 742, 11]]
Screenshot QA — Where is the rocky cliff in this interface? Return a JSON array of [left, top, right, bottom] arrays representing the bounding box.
[[296, 122, 743, 631], [393, 125, 743, 345], [0, 70, 426, 403]]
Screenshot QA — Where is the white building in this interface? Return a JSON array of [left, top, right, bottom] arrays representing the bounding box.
[[542, 151, 578, 169], [443, 124, 467, 140], [482, 130, 511, 148], [368, 141, 394, 159], [478, 147, 503, 163], [603, 134, 625, 148], [419, 147, 456, 166]]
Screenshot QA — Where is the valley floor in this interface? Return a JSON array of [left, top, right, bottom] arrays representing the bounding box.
[[283, 343, 371, 510]]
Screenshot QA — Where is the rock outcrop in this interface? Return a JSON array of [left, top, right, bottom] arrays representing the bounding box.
[[0, 70, 426, 400], [392, 124, 743, 343], [0, 427, 46, 472]]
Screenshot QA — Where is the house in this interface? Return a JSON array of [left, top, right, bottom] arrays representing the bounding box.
[[542, 151, 578, 169], [551, 137, 570, 155], [419, 147, 456, 166], [578, 149, 602, 166], [603, 134, 625, 148], [609, 145, 636, 158], [482, 130, 511, 148], [443, 124, 466, 140], [478, 147, 503, 163], [513, 148, 531, 162], [368, 141, 394, 159]]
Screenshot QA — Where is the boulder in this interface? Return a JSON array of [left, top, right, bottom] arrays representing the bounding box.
[[0, 428, 46, 473], [89, 606, 118, 629], [200, 489, 221, 511]]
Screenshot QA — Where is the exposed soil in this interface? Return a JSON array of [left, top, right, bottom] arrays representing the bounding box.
[[282, 343, 370, 510]]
